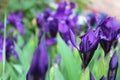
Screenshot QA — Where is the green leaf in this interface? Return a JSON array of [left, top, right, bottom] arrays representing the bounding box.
[[16, 35, 24, 47], [48, 45, 58, 67], [80, 67, 90, 80], [47, 65, 65, 80], [92, 57, 108, 79], [12, 64, 23, 75], [57, 34, 80, 80]]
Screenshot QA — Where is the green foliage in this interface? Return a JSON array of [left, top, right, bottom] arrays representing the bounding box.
[[56, 34, 81, 80]]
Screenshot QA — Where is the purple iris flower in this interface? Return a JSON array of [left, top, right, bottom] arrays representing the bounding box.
[[0, 35, 18, 61], [79, 29, 99, 68], [36, 8, 52, 28], [6, 37, 18, 60], [86, 12, 98, 27], [90, 72, 95, 80], [47, 17, 58, 38], [36, 8, 58, 45], [98, 17, 120, 56], [8, 11, 25, 34], [108, 51, 118, 80], [27, 39, 48, 80], [55, 2, 75, 20], [100, 76, 106, 80], [55, 2, 67, 20]]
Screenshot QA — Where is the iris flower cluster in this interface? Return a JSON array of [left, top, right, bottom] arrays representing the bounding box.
[[26, 1, 120, 80], [0, 1, 119, 80], [0, 12, 23, 62]]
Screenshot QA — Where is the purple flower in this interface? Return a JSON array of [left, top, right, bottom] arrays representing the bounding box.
[[43, 8, 52, 21], [55, 2, 75, 20], [6, 37, 18, 60], [90, 72, 95, 80], [36, 12, 44, 28], [8, 11, 25, 34], [100, 76, 106, 80], [47, 17, 58, 38], [27, 39, 48, 80], [86, 12, 98, 27], [79, 29, 99, 68], [36, 9, 58, 45], [98, 17, 120, 56], [108, 51, 118, 80], [0, 35, 18, 61], [36, 8, 52, 28]]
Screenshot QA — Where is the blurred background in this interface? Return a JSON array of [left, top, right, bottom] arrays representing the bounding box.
[[1, 0, 120, 19]]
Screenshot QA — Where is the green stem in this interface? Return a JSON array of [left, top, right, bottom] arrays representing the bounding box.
[[2, 12, 7, 76]]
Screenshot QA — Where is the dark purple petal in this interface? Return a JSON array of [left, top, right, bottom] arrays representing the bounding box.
[[44, 8, 52, 20], [100, 76, 106, 80], [99, 17, 120, 41], [27, 39, 48, 80], [79, 29, 99, 53], [90, 72, 95, 80], [47, 17, 58, 37], [100, 39, 113, 56], [0, 35, 3, 50], [108, 51, 118, 80], [70, 2, 75, 9], [98, 17, 120, 56], [79, 29, 99, 68], [86, 12, 98, 27]]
